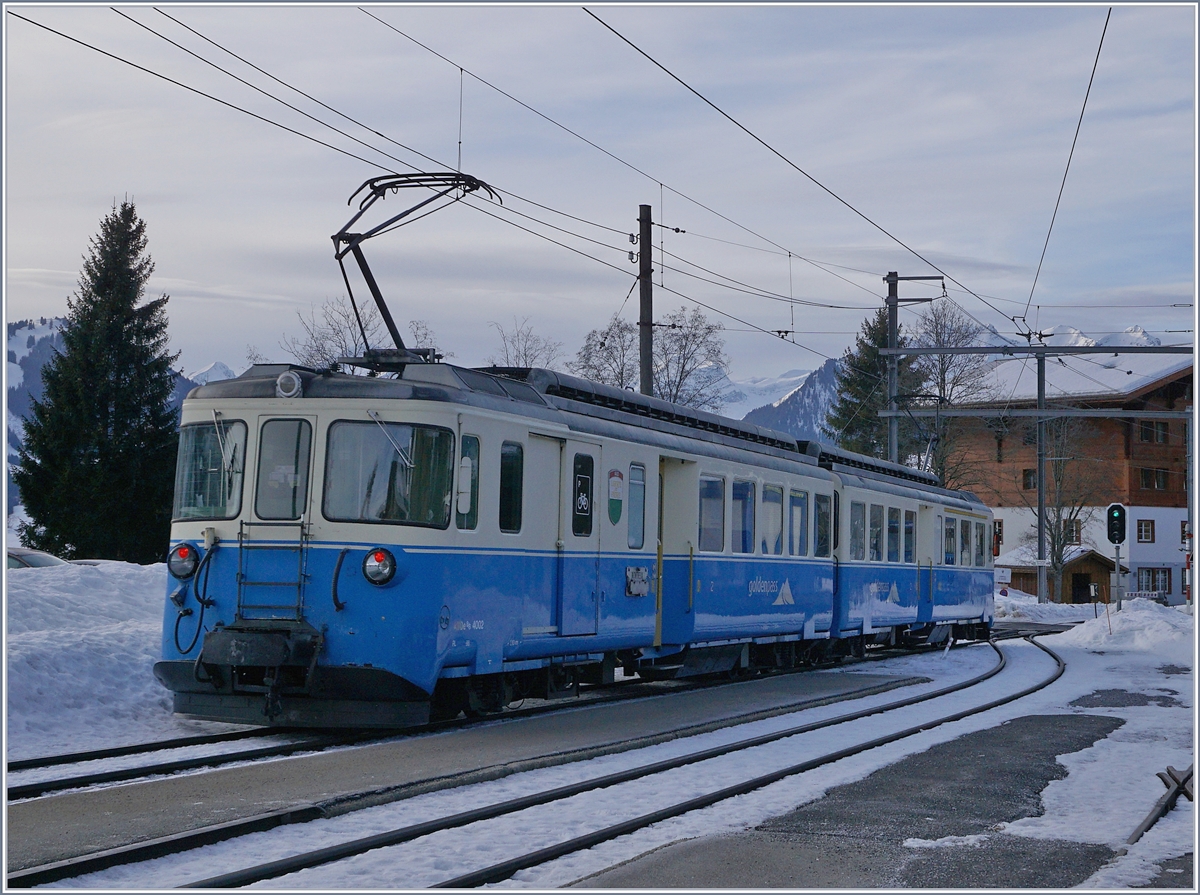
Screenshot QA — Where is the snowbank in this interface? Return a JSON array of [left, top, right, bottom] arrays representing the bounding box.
[[6, 561, 244, 760], [993, 587, 1108, 624], [1051, 598, 1194, 650]]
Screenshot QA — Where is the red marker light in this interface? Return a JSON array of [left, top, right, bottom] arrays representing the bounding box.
[[179, 545, 191, 559], [374, 550, 386, 563]]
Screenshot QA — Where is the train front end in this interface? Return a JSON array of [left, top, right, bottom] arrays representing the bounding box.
[[153, 365, 453, 728]]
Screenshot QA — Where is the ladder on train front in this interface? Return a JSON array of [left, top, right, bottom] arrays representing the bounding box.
[[235, 520, 310, 622]]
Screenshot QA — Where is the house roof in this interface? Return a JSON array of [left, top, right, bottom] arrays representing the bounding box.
[[972, 353, 1192, 407], [995, 543, 1128, 572]]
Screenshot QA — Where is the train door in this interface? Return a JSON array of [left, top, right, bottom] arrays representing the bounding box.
[[524, 434, 563, 633], [559, 440, 602, 636], [656, 456, 697, 646], [239, 415, 317, 621], [916, 505, 938, 623]]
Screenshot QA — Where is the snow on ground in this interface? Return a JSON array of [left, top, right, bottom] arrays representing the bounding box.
[[6, 561, 248, 760], [5, 566, 1195, 887]]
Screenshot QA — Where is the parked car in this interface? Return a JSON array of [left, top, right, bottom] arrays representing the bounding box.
[[7, 547, 69, 569]]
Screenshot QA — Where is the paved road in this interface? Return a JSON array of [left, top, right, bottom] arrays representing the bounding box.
[[8, 668, 922, 872], [579, 711, 1191, 888]]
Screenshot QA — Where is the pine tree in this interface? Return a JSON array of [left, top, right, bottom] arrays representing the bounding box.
[[15, 200, 180, 562], [821, 307, 925, 462]]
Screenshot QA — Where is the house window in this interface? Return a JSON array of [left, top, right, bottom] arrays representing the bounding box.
[[993, 519, 1004, 555], [1139, 420, 1169, 443], [1062, 518, 1081, 546], [1138, 568, 1171, 594], [1137, 519, 1155, 543], [1140, 467, 1169, 490], [1022, 426, 1036, 445], [1022, 469, 1036, 490]]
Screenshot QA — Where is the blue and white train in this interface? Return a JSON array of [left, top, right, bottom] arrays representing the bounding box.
[[155, 362, 994, 727]]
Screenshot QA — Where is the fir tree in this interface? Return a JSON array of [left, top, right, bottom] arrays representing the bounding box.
[[15, 200, 180, 562], [821, 307, 925, 462]]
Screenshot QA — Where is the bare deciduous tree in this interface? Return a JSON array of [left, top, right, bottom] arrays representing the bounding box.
[[912, 300, 999, 489], [485, 316, 564, 369], [408, 319, 454, 362], [282, 295, 387, 372], [1015, 416, 1106, 603], [571, 306, 729, 412], [278, 298, 451, 373], [570, 314, 638, 389], [652, 306, 728, 413]]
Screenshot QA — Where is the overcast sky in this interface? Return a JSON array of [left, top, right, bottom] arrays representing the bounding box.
[[4, 4, 1195, 382]]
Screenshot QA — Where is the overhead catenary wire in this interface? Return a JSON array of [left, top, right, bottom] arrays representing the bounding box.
[[360, 7, 894, 303], [582, 7, 1017, 332], [1019, 7, 1113, 330]]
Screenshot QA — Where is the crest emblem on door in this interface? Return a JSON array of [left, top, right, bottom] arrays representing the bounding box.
[[608, 469, 624, 524]]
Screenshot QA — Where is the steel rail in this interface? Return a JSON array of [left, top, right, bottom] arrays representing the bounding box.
[[5, 657, 902, 804], [180, 642, 1007, 888], [7, 733, 361, 801], [7, 727, 289, 773], [435, 636, 1064, 888]]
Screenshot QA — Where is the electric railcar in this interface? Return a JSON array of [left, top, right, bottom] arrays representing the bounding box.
[[154, 362, 994, 727]]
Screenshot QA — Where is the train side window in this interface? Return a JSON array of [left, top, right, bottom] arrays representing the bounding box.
[[944, 516, 956, 565], [698, 476, 725, 552], [849, 501, 866, 561], [628, 464, 646, 549], [789, 490, 809, 557], [499, 441, 523, 533], [960, 519, 972, 567], [833, 492, 840, 550], [814, 494, 832, 558], [324, 422, 455, 527], [256, 419, 312, 520], [572, 454, 594, 537], [887, 507, 901, 563], [904, 510, 916, 563], [732, 481, 756, 554], [975, 521, 987, 567], [456, 435, 480, 531], [762, 486, 783, 555], [869, 504, 884, 562]]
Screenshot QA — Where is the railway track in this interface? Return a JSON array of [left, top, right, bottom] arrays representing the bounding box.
[[11, 637, 1046, 888], [7, 641, 973, 804]]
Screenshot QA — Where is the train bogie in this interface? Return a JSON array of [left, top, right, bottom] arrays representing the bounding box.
[[155, 363, 994, 727]]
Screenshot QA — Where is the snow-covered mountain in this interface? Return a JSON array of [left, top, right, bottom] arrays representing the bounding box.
[[188, 361, 237, 385], [719, 368, 812, 420], [741, 357, 840, 442]]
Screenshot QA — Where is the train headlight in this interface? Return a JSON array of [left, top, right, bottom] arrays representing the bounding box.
[[168, 543, 200, 580], [276, 370, 303, 399], [362, 548, 397, 586]]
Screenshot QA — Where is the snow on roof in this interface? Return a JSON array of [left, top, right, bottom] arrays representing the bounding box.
[[995, 542, 1126, 571], [960, 324, 1192, 405]]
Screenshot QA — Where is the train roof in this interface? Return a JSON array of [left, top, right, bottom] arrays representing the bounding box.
[[188, 361, 948, 492]]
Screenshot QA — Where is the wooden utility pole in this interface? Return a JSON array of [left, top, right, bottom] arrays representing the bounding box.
[[638, 204, 653, 397], [883, 272, 940, 464]]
